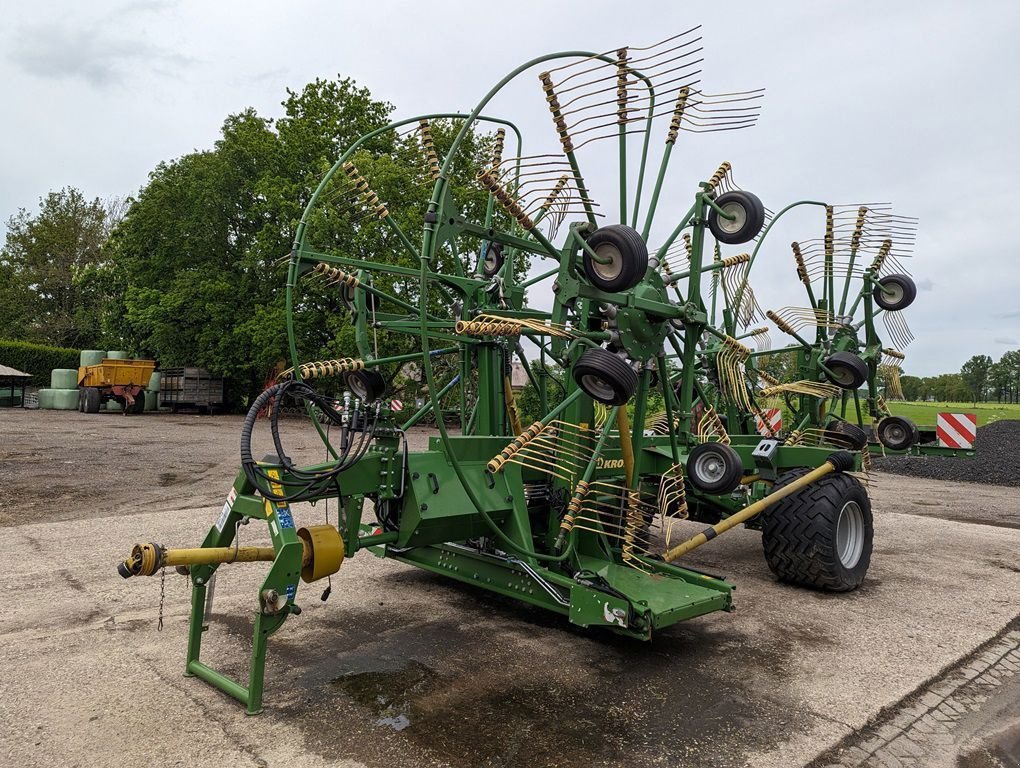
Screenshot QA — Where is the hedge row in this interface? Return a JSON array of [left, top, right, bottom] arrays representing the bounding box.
[[0, 340, 80, 386]]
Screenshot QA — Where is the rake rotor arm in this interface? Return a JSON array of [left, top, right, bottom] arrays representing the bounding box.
[[732, 200, 828, 318]]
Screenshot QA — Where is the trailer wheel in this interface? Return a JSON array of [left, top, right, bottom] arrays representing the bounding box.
[[686, 442, 744, 494], [582, 224, 648, 292], [83, 387, 102, 414], [78, 390, 85, 412], [571, 348, 638, 405], [761, 469, 872, 591], [876, 416, 918, 451], [822, 351, 868, 389], [824, 419, 868, 450], [128, 394, 146, 414], [707, 191, 765, 245]]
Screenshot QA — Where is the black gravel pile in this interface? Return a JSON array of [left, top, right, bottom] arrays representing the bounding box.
[[872, 419, 1020, 487]]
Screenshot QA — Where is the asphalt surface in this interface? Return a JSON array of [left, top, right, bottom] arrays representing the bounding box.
[[1, 409, 1018, 767]]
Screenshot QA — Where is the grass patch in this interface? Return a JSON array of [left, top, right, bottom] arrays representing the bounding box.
[[885, 401, 1020, 427]]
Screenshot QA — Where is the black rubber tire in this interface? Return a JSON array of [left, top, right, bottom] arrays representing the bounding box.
[[128, 393, 146, 414], [762, 469, 873, 591], [582, 224, 648, 292], [84, 387, 102, 414], [823, 351, 869, 389], [873, 274, 916, 312], [824, 419, 869, 450], [707, 191, 766, 245], [78, 390, 85, 412], [876, 416, 919, 451], [481, 242, 504, 278], [686, 442, 744, 494], [571, 348, 638, 405], [345, 369, 386, 403]]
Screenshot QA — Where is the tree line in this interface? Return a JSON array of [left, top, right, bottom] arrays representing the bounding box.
[[902, 352, 1020, 404]]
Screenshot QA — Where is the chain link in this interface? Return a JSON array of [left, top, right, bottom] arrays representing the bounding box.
[[157, 567, 166, 631]]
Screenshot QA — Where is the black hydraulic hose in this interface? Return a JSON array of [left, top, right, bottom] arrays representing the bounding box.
[[240, 379, 378, 501]]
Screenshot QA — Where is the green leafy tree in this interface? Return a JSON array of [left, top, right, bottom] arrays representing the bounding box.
[[899, 374, 923, 401], [960, 354, 993, 404], [989, 360, 1011, 403], [103, 78, 506, 408], [998, 350, 1020, 404], [1, 187, 115, 347]]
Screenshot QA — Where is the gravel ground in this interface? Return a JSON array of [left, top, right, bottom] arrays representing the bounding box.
[[873, 420, 1020, 488], [1, 408, 1018, 768]]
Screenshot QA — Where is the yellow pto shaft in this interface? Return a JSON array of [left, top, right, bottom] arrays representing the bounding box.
[[663, 451, 854, 563], [118, 524, 344, 583]]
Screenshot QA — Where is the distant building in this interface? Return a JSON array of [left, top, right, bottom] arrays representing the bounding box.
[[510, 361, 528, 390]]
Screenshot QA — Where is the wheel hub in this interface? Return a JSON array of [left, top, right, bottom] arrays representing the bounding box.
[[831, 365, 854, 386], [592, 243, 623, 280], [580, 373, 615, 401], [836, 500, 865, 568], [610, 276, 672, 360], [717, 201, 747, 234], [883, 283, 903, 303], [695, 453, 726, 482]]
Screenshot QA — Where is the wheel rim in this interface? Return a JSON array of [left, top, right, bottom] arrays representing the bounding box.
[[831, 364, 854, 386], [881, 282, 903, 304], [591, 243, 623, 280], [836, 500, 865, 568], [694, 451, 727, 484], [483, 245, 499, 273], [884, 423, 905, 444], [580, 373, 615, 401], [350, 378, 368, 400], [717, 201, 747, 235]]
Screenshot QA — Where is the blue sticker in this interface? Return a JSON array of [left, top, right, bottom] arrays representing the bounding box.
[[276, 505, 295, 529], [285, 584, 296, 601]]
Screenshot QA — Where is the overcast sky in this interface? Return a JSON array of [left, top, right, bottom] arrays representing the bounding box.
[[3, 1, 1018, 376]]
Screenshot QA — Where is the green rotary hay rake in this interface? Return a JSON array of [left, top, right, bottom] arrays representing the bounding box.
[[118, 29, 950, 714]]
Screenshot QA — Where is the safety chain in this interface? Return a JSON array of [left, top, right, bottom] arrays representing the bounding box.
[[157, 567, 166, 631]]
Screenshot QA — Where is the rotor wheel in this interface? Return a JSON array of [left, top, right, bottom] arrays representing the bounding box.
[[480, 242, 505, 278], [581, 224, 648, 293], [824, 418, 869, 450], [873, 274, 917, 312], [571, 348, 638, 405], [345, 369, 387, 403], [686, 442, 744, 494], [876, 415, 918, 451], [707, 191, 765, 245], [823, 351, 868, 390], [761, 468, 872, 591]]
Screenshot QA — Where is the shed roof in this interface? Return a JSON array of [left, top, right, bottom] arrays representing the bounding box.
[[0, 364, 32, 379]]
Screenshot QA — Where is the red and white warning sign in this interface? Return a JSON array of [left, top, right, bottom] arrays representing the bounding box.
[[936, 412, 977, 449], [755, 408, 782, 436], [390, 399, 404, 412]]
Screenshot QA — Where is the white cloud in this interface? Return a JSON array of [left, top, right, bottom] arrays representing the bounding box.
[[9, 21, 191, 87]]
